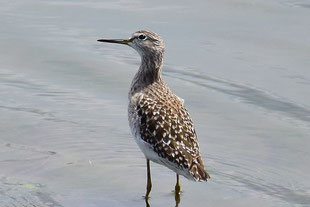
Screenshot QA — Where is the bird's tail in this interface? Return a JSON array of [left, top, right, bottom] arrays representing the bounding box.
[[189, 156, 210, 182]]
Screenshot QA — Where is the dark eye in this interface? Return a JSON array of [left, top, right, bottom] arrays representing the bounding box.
[[138, 34, 147, 40]]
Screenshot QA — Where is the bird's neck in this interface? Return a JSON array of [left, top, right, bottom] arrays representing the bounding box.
[[129, 53, 164, 96]]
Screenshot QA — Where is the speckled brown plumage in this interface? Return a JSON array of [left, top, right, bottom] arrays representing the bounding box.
[[133, 81, 210, 181]]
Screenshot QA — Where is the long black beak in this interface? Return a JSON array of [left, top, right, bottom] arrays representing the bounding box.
[[97, 38, 131, 45]]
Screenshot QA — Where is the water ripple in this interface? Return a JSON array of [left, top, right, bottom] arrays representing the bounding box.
[[217, 170, 310, 205], [164, 67, 310, 124]]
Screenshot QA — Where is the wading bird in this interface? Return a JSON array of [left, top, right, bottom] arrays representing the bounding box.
[[98, 30, 210, 199]]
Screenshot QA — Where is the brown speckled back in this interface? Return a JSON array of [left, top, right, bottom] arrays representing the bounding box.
[[132, 81, 210, 181]]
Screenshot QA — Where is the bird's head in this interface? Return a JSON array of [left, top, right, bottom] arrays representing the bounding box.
[[98, 30, 165, 58]]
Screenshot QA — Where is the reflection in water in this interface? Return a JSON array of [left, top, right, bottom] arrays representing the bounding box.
[[175, 192, 181, 207], [145, 197, 150, 207], [144, 193, 181, 207]]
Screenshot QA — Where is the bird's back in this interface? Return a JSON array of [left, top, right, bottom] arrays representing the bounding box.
[[128, 81, 210, 181]]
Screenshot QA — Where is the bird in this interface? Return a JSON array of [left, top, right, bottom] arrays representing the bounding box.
[[97, 30, 210, 199]]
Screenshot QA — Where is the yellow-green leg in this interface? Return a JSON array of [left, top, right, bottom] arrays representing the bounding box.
[[175, 174, 181, 206], [175, 174, 181, 194], [145, 159, 152, 199]]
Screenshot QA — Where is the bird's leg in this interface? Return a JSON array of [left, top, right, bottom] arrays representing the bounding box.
[[145, 159, 152, 199], [175, 174, 181, 194], [174, 174, 181, 206]]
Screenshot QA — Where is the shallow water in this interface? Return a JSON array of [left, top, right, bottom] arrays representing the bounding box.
[[0, 0, 310, 206]]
